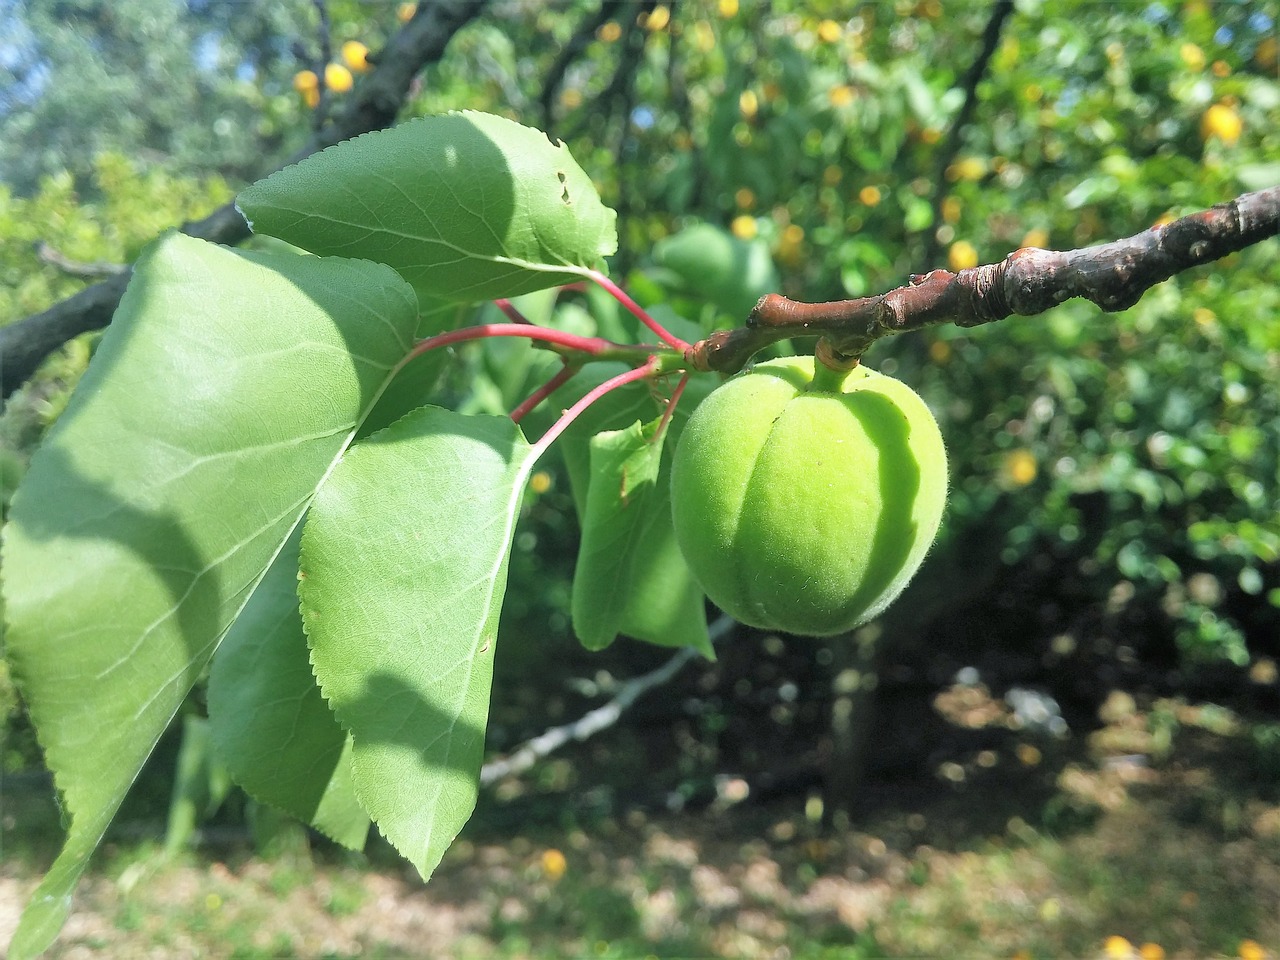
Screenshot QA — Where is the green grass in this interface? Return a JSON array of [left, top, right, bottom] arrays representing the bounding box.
[[3, 695, 1278, 959]]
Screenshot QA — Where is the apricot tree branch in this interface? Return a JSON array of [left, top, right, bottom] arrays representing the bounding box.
[[479, 615, 734, 787], [921, 0, 1016, 267], [35, 243, 128, 279], [0, 0, 489, 398], [687, 185, 1280, 373]]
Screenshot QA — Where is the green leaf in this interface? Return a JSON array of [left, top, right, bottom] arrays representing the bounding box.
[[237, 111, 617, 308], [0, 232, 419, 958], [653, 223, 780, 319], [163, 715, 232, 856], [207, 525, 369, 850], [573, 420, 713, 658], [549, 367, 714, 655], [299, 406, 534, 881]]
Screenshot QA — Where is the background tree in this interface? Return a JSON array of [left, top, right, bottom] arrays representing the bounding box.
[[2, 2, 1279, 957]]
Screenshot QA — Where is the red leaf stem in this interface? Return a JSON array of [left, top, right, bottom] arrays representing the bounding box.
[[530, 358, 659, 457], [510, 362, 577, 424], [408, 322, 617, 361], [492, 298, 533, 324], [586, 268, 691, 352]]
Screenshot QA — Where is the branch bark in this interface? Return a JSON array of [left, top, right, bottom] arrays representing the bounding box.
[[479, 615, 734, 787], [0, 0, 489, 399], [688, 185, 1280, 374]]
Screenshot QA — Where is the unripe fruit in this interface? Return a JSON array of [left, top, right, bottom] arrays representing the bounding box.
[[1200, 102, 1242, 145], [670, 356, 947, 636], [342, 40, 370, 73], [325, 62, 354, 93]]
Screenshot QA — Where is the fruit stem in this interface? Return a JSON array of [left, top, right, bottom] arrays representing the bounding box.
[[810, 339, 858, 392]]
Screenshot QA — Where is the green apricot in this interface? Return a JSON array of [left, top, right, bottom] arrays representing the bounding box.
[[670, 355, 947, 636]]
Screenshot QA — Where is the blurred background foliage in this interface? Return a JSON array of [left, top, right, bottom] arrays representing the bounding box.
[[2, 2, 1279, 940]]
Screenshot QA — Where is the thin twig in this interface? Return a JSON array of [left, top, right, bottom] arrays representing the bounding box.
[[921, 0, 1016, 267], [538, 1, 617, 132], [312, 0, 332, 128], [687, 185, 1280, 373], [480, 615, 734, 786], [35, 243, 128, 278]]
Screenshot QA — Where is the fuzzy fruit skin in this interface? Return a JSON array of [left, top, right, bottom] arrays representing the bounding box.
[[670, 356, 947, 636]]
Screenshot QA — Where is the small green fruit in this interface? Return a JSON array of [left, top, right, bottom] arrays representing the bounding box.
[[670, 355, 947, 636]]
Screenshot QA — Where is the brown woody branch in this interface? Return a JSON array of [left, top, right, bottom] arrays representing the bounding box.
[[0, 0, 489, 399], [687, 185, 1280, 374]]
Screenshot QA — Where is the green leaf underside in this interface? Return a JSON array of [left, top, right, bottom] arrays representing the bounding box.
[[556, 369, 712, 654], [0, 233, 419, 958], [573, 421, 713, 658], [207, 524, 369, 850], [236, 110, 618, 307], [299, 406, 534, 881]]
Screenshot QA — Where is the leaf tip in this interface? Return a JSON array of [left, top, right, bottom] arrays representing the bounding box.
[[233, 199, 254, 233]]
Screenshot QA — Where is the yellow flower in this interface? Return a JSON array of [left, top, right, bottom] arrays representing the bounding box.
[[342, 40, 370, 73], [1201, 102, 1242, 144], [397, 2, 417, 22], [948, 240, 979, 272], [859, 185, 882, 207], [325, 62, 354, 93], [817, 19, 842, 43], [293, 69, 319, 93], [730, 215, 757, 240], [541, 848, 567, 881]]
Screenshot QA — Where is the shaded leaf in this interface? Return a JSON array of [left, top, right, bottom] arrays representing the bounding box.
[[300, 407, 534, 880], [573, 420, 713, 658], [0, 233, 419, 958], [207, 525, 369, 850]]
